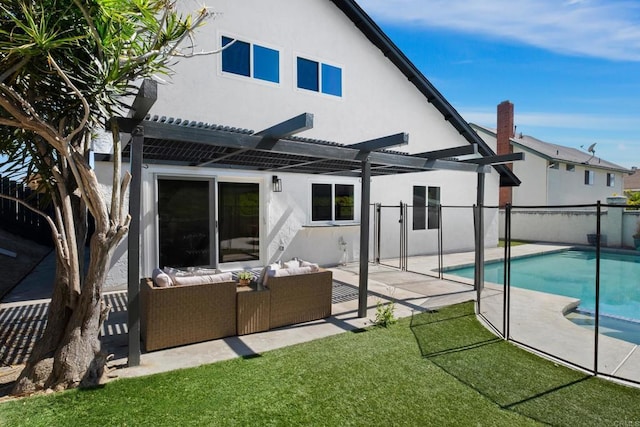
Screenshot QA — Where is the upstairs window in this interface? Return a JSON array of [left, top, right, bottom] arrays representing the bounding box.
[[566, 164, 575, 172], [222, 36, 279, 83], [311, 183, 354, 222], [297, 57, 342, 97], [584, 170, 594, 185], [607, 173, 615, 187], [548, 161, 560, 169]]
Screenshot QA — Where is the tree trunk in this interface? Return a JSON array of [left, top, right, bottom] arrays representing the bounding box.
[[12, 232, 112, 395]]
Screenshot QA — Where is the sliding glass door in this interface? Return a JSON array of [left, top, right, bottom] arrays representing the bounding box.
[[218, 182, 260, 263], [157, 178, 215, 268], [157, 178, 260, 268]]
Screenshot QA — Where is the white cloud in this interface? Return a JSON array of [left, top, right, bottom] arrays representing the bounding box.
[[358, 0, 640, 61]]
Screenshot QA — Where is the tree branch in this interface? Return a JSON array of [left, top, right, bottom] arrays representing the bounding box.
[[0, 84, 62, 142], [47, 55, 90, 145], [0, 193, 65, 259], [0, 56, 30, 84]]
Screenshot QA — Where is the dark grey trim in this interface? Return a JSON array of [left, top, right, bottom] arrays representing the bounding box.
[[462, 152, 525, 166], [346, 132, 408, 151], [254, 113, 314, 138], [414, 144, 478, 159]]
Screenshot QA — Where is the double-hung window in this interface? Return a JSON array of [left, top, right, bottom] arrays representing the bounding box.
[[222, 36, 279, 83], [297, 57, 342, 97], [311, 183, 354, 222]]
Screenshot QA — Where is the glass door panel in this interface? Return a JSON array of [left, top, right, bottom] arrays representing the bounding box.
[[158, 179, 212, 268], [218, 182, 259, 263]]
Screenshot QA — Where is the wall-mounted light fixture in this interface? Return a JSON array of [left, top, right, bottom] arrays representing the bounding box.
[[272, 175, 282, 192]]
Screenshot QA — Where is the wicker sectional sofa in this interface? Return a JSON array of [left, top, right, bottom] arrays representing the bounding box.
[[140, 266, 333, 351], [140, 278, 237, 351], [265, 269, 333, 329]]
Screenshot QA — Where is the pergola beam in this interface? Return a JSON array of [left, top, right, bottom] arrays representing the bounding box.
[[127, 80, 158, 120], [413, 144, 477, 159], [197, 113, 315, 167], [254, 112, 314, 138], [346, 132, 408, 152], [462, 152, 524, 165]]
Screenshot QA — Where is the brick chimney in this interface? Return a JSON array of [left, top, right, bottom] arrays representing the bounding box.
[[497, 100, 514, 206]]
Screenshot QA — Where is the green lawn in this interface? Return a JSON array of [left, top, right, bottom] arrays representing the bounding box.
[[1, 302, 639, 426]]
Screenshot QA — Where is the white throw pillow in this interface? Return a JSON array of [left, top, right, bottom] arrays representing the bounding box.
[[284, 259, 300, 269], [152, 268, 173, 287], [300, 260, 320, 272]]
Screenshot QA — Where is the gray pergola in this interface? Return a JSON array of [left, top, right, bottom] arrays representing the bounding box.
[[110, 80, 523, 366]]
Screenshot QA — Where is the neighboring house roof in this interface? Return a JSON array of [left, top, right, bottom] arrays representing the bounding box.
[[472, 124, 630, 174], [625, 170, 640, 191], [330, 0, 520, 187]]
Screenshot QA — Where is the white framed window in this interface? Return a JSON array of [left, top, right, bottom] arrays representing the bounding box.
[[566, 164, 575, 172], [548, 161, 560, 169], [584, 170, 594, 185], [310, 183, 354, 222]]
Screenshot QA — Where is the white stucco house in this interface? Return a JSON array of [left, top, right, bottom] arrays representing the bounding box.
[[95, 0, 519, 288], [471, 101, 629, 207]]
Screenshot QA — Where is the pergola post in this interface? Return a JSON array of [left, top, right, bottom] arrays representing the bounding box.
[[127, 125, 143, 366], [474, 172, 485, 298], [358, 158, 372, 318]]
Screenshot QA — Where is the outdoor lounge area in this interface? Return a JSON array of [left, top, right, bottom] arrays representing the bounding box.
[[141, 265, 333, 351]]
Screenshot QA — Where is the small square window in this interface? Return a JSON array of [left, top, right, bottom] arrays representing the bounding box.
[[321, 63, 342, 96], [311, 183, 355, 222], [222, 37, 250, 77], [253, 45, 279, 83], [566, 164, 575, 172], [297, 57, 319, 91], [548, 161, 559, 169]]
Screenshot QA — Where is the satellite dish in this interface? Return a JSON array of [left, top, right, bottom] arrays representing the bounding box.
[[587, 143, 597, 154]]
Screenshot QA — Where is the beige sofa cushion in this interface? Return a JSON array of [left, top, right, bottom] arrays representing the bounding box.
[[172, 272, 233, 287]]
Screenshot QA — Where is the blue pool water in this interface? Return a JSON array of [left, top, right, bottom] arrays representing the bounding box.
[[448, 249, 640, 323]]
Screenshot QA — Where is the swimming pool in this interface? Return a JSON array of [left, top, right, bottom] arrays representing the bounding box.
[[447, 249, 640, 341]]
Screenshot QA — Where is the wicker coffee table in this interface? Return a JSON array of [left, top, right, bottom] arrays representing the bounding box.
[[236, 283, 270, 335]]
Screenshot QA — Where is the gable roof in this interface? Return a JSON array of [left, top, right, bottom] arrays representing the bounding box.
[[472, 124, 630, 174], [330, 0, 520, 187]]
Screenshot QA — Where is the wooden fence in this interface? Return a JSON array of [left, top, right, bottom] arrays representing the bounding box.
[[0, 174, 53, 246]]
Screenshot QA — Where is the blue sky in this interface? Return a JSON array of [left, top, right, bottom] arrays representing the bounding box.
[[358, 0, 640, 169]]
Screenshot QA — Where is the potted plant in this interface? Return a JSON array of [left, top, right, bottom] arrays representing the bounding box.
[[237, 271, 253, 286], [633, 220, 640, 251]]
